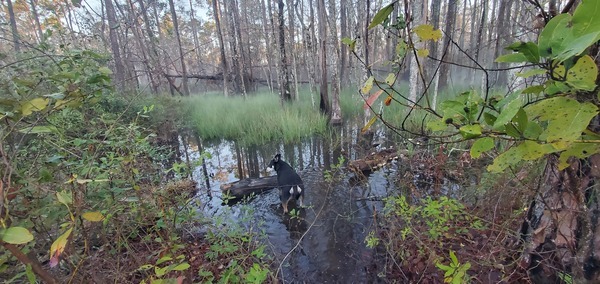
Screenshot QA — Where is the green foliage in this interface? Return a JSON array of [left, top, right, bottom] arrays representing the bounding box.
[[185, 92, 327, 145], [436, 250, 472, 284]]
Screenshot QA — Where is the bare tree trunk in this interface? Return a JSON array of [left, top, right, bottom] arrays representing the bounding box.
[[317, 0, 330, 116], [492, 0, 512, 88], [104, 0, 126, 93], [260, 0, 274, 93], [277, 0, 292, 101], [232, 0, 248, 96], [286, 0, 299, 100], [6, 0, 20, 52], [328, 0, 342, 124], [408, 0, 426, 104], [168, 0, 190, 96], [438, 0, 457, 91], [212, 0, 229, 97], [340, 0, 349, 86], [28, 0, 43, 43], [189, 0, 201, 66], [126, 0, 158, 93]]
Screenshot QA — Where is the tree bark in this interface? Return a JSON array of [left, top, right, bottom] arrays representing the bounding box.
[[339, 0, 349, 86], [438, 0, 457, 91], [286, 0, 299, 100], [28, 0, 44, 43], [317, 0, 330, 116], [260, 0, 274, 93], [277, 0, 292, 101], [212, 0, 229, 97], [6, 0, 21, 52], [328, 0, 342, 124], [168, 0, 190, 96], [104, 0, 126, 93]]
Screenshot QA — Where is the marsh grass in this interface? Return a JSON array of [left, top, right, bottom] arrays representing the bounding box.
[[184, 92, 327, 145]]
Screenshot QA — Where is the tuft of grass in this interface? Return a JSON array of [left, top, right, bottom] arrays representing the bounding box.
[[184, 92, 327, 145]]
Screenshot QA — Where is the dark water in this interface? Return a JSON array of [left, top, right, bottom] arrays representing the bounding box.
[[184, 127, 401, 283]]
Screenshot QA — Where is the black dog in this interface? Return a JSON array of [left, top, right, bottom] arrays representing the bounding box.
[[268, 154, 305, 213]]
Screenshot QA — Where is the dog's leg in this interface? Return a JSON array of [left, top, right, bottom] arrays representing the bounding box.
[[298, 193, 304, 208]]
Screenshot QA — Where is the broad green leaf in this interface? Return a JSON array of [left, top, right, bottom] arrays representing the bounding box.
[[483, 113, 497, 126], [172, 262, 190, 271], [512, 108, 528, 133], [368, 3, 394, 29], [449, 250, 458, 265], [49, 227, 73, 268], [56, 190, 72, 206], [520, 141, 554, 160], [558, 143, 600, 170], [516, 69, 546, 78], [82, 211, 105, 222], [427, 119, 448, 131], [396, 41, 408, 58], [385, 73, 396, 85], [417, 49, 429, 57], [1, 227, 34, 244], [572, 0, 600, 38], [505, 41, 540, 63], [495, 53, 528, 63], [493, 95, 522, 130], [440, 100, 468, 122], [21, 98, 49, 116], [527, 97, 598, 143], [487, 141, 555, 172], [156, 256, 173, 265], [565, 55, 598, 91], [18, 125, 59, 134], [538, 14, 572, 58], [504, 123, 521, 138], [414, 24, 442, 41], [361, 76, 374, 94], [555, 31, 600, 62], [361, 115, 378, 134], [459, 124, 482, 139], [522, 85, 545, 95], [523, 121, 543, 139], [470, 137, 494, 158]]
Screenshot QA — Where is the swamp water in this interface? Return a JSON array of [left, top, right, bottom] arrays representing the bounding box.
[[182, 128, 411, 283]]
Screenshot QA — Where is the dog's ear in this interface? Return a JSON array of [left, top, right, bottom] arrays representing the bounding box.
[[274, 153, 281, 162]]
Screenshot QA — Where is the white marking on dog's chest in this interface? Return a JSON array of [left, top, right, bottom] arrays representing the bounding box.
[[289, 186, 302, 194]]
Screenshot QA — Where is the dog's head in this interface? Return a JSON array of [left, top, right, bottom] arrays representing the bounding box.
[[267, 153, 282, 172]]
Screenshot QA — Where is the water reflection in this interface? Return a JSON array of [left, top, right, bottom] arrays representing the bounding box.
[[183, 124, 396, 283]]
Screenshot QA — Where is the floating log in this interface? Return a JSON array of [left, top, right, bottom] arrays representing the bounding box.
[[220, 175, 278, 201], [348, 147, 401, 175]]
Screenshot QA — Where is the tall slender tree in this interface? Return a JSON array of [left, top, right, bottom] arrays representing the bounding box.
[[168, 0, 190, 96], [104, 0, 126, 93], [212, 0, 229, 97], [317, 0, 330, 116], [277, 0, 292, 101]]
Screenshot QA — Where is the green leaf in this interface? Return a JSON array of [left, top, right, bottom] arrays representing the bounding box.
[[368, 3, 394, 29], [427, 119, 448, 131], [495, 53, 528, 63], [522, 85, 545, 95], [56, 190, 72, 206], [505, 41, 540, 63], [361, 76, 374, 94], [526, 97, 598, 143], [516, 69, 546, 78], [512, 108, 528, 133], [488, 141, 556, 172], [558, 142, 600, 170], [449, 250, 458, 265], [572, 0, 600, 36], [156, 256, 173, 265], [414, 24, 442, 41], [483, 113, 497, 126], [98, 66, 113, 75], [441, 100, 468, 122], [18, 125, 59, 134], [523, 121, 543, 139], [565, 55, 598, 91], [538, 13, 572, 58], [555, 31, 600, 62], [493, 95, 522, 130], [21, 98, 49, 116], [342, 37, 356, 51], [470, 137, 494, 158], [25, 264, 36, 284], [1, 227, 34, 244], [385, 73, 396, 85], [459, 124, 482, 139], [171, 262, 190, 271], [572, 0, 600, 38]]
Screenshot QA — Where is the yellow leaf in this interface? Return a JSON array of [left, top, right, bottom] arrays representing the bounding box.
[[414, 24, 442, 42], [49, 227, 73, 268], [361, 76, 374, 94], [82, 211, 105, 222], [21, 98, 49, 116], [417, 49, 430, 57], [361, 115, 378, 134], [385, 73, 396, 85]]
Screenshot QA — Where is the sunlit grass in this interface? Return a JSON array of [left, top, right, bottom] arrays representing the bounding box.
[[183, 91, 328, 145]]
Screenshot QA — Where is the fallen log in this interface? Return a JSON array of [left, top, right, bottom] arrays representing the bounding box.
[[348, 147, 401, 175], [220, 175, 278, 201]]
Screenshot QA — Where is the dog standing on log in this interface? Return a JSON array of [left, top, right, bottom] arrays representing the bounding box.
[[268, 154, 305, 213]]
